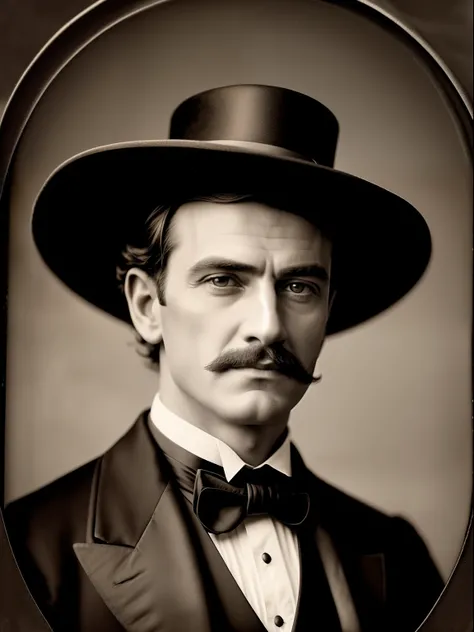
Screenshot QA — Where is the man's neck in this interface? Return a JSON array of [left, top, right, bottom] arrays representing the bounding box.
[[201, 420, 289, 467]]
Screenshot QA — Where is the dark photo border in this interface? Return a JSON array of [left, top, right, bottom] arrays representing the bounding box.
[[0, 1, 472, 630]]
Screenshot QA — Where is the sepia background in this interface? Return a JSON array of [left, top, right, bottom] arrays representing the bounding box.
[[1, 0, 472, 584]]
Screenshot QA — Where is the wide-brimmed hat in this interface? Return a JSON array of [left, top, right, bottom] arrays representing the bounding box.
[[31, 84, 431, 335]]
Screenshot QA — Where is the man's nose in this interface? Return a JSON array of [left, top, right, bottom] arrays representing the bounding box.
[[242, 286, 286, 346]]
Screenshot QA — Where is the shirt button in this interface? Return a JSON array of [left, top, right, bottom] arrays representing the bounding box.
[[274, 615, 284, 627], [261, 552, 272, 564]]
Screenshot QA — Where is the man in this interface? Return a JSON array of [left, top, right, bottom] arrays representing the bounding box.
[[4, 84, 444, 632]]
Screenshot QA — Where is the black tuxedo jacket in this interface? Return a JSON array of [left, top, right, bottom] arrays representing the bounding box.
[[3, 411, 444, 632]]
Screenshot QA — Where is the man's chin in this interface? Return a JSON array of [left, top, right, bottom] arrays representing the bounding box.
[[216, 387, 304, 426]]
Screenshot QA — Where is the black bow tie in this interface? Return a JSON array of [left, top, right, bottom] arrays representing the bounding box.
[[193, 465, 311, 535]]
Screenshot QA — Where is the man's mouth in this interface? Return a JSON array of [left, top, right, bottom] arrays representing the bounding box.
[[253, 361, 279, 371], [243, 362, 284, 376]]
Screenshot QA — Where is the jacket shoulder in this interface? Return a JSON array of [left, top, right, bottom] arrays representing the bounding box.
[[4, 458, 99, 547], [3, 413, 149, 547], [310, 471, 431, 550]]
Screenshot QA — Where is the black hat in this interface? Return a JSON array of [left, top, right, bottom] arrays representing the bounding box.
[[31, 84, 431, 335]]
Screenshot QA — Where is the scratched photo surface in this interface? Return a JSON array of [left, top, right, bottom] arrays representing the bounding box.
[[1, 0, 471, 620]]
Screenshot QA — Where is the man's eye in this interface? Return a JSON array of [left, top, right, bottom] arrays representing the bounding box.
[[283, 281, 316, 295], [207, 275, 239, 288]]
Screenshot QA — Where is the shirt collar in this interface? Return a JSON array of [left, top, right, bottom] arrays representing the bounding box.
[[150, 392, 292, 482]]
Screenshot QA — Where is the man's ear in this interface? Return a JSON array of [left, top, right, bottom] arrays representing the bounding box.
[[124, 268, 162, 344]]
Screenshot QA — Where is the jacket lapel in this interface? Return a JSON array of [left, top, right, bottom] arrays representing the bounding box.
[[73, 412, 212, 632], [338, 549, 387, 632], [292, 446, 387, 632]]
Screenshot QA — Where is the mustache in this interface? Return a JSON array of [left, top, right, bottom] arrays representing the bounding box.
[[204, 343, 320, 385]]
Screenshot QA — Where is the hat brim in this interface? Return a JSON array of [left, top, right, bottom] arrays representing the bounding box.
[[31, 140, 432, 335]]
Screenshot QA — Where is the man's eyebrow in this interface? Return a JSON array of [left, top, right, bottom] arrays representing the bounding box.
[[188, 257, 329, 282], [279, 265, 329, 282], [188, 258, 259, 277]]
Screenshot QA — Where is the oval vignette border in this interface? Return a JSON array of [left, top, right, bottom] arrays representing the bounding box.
[[0, 1, 472, 631]]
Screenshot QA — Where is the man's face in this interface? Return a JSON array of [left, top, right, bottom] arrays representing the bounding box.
[[154, 200, 333, 428]]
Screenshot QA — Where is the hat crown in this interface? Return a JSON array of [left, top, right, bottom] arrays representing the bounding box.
[[169, 84, 339, 167]]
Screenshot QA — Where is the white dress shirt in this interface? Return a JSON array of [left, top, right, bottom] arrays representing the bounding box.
[[150, 393, 361, 632]]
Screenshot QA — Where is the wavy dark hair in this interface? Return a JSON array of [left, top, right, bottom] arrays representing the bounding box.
[[116, 192, 336, 370]]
